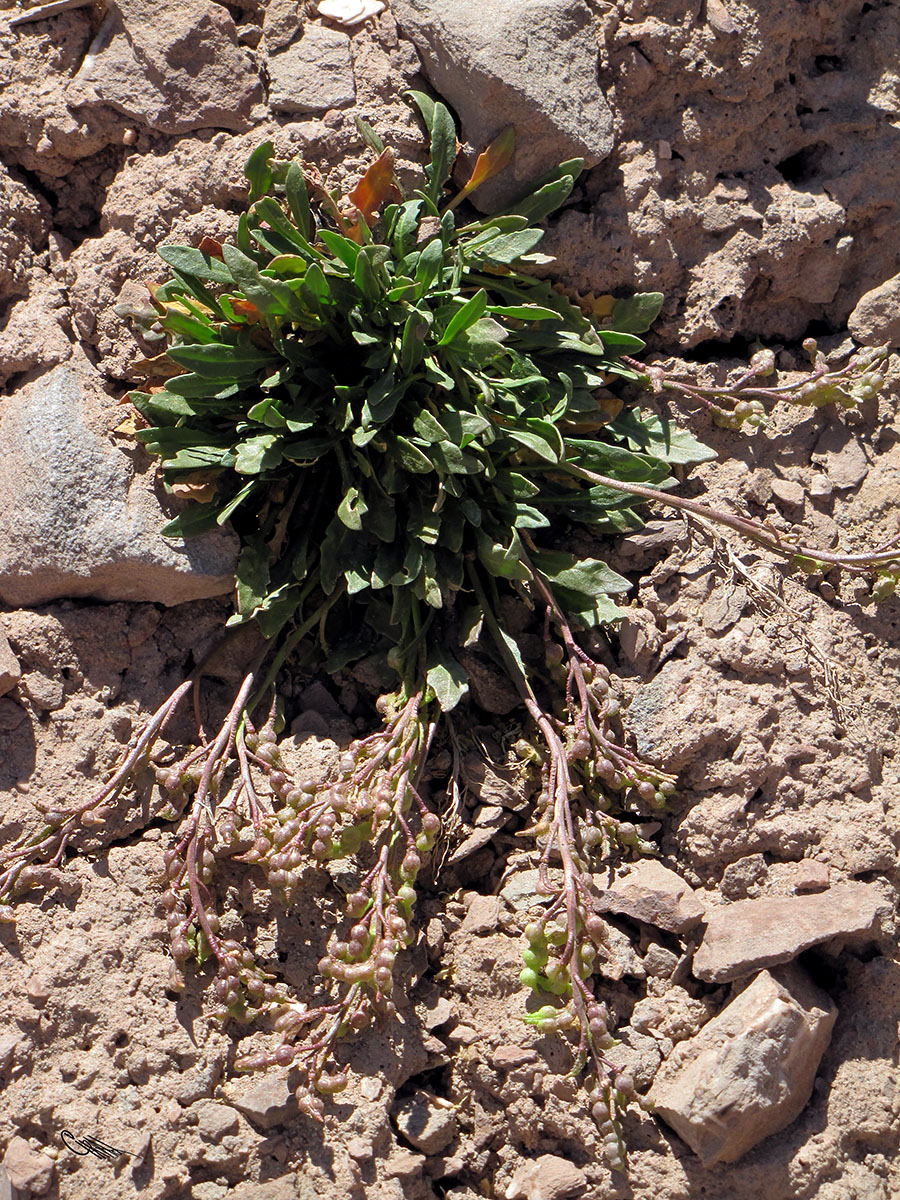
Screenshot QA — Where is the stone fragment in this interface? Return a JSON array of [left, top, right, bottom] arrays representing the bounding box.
[[595, 860, 706, 934], [0, 630, 21, 697], [769, 477, 805, 508], [268, 25, 356, 114], [848, 273, 900, 348], [224, 1074, 299, 1129], [264, 0, 305, 51], [505, 1153, 587, 1200], [384, 1150, 425, 1181], [70, 0, 261, 134], [192, 1100, 240, 1143], [651, 966, 837, 1164], [461, 893, 501, 935], [811, 425, 870, 489], [793, 859, 831, 894], [0, 364, 238, 607], [492, 1045, 539, 1071], [692, 883, 888, 983], [391, 0, 612, 209], [2, 1136, 55, 1197], [393, 1091, 458, 1155]]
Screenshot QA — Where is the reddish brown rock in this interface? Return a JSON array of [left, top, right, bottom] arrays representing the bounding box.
[[692, 883, 888, 983], [595, 860, 706, 934]]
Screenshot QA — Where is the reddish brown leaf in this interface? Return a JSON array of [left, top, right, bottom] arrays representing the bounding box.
[[447, 126, 516, 210], [230, 299, 262, 323], [348, 148, 397, 226], [198, 235, 225, 260]]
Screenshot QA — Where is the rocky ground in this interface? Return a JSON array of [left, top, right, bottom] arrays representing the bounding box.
[[1, 2, 899, 1199]]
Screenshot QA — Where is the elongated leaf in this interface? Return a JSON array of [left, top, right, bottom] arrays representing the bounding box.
[[391, 434, 433, 473], [236, 539, 271, 615], [438, 288, 487, 346], [158, 245, 233, 283], [319, 229, 361, 270], [285, 162, 312, 240], [160, 505, 223, 539], [415, 237, 444, 293], [167, 342, 277, 379], [476, 228, 545, 264], [532, 550, 630, 627], [244, 141, 274, 202], [503, 158, 584, 222], [427, 101, 457, 204], [486, 303, 560, 321]]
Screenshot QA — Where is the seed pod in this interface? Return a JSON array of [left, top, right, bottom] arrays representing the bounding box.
[[374, 966, 392, 990], [274, 1044, 295, 1066]]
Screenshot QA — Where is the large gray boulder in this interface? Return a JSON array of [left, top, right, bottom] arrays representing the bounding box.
[[391, 0, 612, 209], [0, 363, 238, 607]]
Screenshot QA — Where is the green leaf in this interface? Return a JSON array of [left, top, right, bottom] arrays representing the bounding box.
[[532, 551, 630, 627], [391, 434, 433, 474], [236, 539, 271, 615], [426, 650, 469, 712], [476, 528, 529, 581], [319, 229, 361, 271], [507, 420, 563, 463], [158, 245, 234, 283], [426, 101, 457, 205], [355, 115, 385, 155], [476, 229, 545, 264], [610, 409, 717, 465], [167, 342, 277, 379], [486, 304, 561, 321], [244, 141, 274, 202], [160, 505, 222, 539], [234, 434, 283, 475], [338, 485, 368, 530], [503, 159, 583, 222], [285, 162, 313, 241], [415, 237, 444, 294], [438, 288, 488, 345], [610, 293, 664, 334]]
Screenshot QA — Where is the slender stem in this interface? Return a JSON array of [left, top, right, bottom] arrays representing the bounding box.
[[564, 461, 900, 570]]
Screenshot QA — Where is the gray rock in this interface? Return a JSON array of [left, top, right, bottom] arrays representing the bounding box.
[[392, 0, 612, 210], [0, 364, 238, 607], [651, 966, 837, 1164], [692, 883, 888, 983], [393, 1090, 458, 1155], [595, 860, 706, 934], [69, 0, 261, 135], [268, 24, 356, 114], [264, 0, 305, 52], [225, 1073, 299, 1130], [848, 273, 900, 348], [0, 629, 21, 697]]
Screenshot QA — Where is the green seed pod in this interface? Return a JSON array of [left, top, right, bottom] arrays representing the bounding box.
[[519, 967, 540, 990]]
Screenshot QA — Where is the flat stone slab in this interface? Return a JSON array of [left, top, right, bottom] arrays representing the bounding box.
[[692, 883, 888, 983], [651, 966, 837, 1165], [595, 859, 706, 934], [0, 363, 238, 607]]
